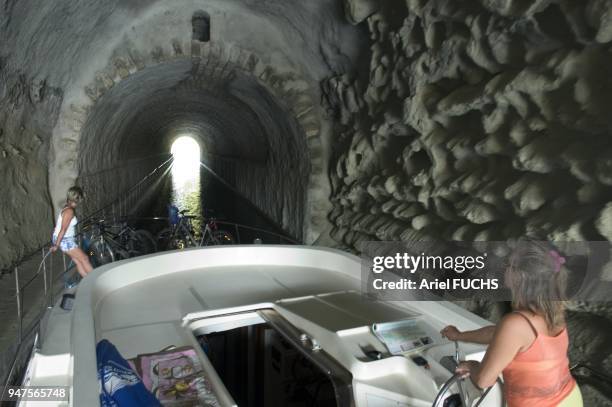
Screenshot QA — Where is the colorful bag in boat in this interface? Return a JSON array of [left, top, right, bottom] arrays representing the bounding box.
[[130, 346, 219, 406], [97, 339, 162, 407]]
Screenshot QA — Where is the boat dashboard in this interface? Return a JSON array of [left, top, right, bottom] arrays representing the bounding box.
[[179, 291, 503, 407]]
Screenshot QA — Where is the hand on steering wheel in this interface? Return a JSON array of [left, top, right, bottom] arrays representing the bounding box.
[[456, 360, 479, 379], [432, 342, 503, 407]]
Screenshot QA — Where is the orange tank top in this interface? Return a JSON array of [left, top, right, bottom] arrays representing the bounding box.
[[502, 312, 576, 407]]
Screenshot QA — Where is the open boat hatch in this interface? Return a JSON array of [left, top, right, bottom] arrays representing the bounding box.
[[184, 308, 353, 406]]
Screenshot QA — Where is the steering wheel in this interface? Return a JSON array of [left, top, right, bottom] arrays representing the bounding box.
[[432, 342, 504, 407], [432, 374, 503, 407]]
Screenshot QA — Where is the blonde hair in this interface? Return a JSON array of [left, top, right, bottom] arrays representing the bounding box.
[[506, 239, 567, 329], [67, 186, 84, 204]]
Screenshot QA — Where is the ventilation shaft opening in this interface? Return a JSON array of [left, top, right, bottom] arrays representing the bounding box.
[[192, 11, 211, 42]]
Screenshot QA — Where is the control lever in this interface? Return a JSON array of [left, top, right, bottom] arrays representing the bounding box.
[[453, 341, 469, 406], [454, 341, 460, 364]]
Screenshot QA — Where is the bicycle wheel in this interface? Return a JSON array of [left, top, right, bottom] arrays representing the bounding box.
[[203, 230, 235, 246], [128, 230, 157, 256], [114, 247, 131, 261], [156, 227, 175, 251], [183, 231, 200, 248], [214, 230, 235, 245], [89, 240, 115, 267], [173, 224, 198, 249]]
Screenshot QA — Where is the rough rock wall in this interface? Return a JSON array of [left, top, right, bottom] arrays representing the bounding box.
[[325, 0, 612, 403], [0, 59, 63, 267]]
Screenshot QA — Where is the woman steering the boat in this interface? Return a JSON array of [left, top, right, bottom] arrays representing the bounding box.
[[440, 240, 582, 407], [50, 186, 93, 278]]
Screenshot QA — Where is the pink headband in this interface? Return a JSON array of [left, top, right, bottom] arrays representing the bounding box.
[[549, 250, 566, 273]]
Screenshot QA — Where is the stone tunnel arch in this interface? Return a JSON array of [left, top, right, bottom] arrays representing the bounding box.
[[48, 39, 325, 241]]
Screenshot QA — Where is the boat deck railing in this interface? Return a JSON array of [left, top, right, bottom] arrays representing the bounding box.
[[0, 249, 79, 401]]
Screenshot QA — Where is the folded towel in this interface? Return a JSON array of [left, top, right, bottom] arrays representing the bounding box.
[[97, 339, 162, 407]]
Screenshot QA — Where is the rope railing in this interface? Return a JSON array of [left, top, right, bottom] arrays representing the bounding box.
[[79, 156, 173, 223], [78, 153, 173, 178]]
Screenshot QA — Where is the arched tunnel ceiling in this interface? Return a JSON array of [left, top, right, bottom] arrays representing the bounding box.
[[1, 0, 362, 84], [79, 59, 277, 167]]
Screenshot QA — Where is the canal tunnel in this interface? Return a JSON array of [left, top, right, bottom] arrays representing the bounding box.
[[0, 0, 366, 262], [3, 0, 612, 403], [75, 56, 309, 238]]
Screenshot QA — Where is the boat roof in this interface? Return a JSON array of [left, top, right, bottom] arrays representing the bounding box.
[[37, 245, 490, 406]]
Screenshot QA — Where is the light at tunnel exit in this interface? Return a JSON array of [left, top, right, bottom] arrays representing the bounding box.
[[170, 135, 201, 219], [171, 135, 201, 176]]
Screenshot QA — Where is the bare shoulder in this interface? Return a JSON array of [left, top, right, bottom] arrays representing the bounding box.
[[495, 313, 535, 346], [499, 312, 530, 329], [61, 207, 75, 218]]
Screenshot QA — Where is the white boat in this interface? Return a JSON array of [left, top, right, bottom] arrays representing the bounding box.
[[19, 245, 504, 406]]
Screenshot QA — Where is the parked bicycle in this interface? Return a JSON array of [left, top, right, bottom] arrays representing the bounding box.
[[156, 206, 235, 250], [200, 216, 235, 246], [156, 209, 200, 250], [82, 219, 157, 267]]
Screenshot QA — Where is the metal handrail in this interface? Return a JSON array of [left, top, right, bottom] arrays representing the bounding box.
[[0, 155, 174, 393], [1, 249, 77, 399], [215, 220, 300, 245], [17, 251, 53, 294]]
